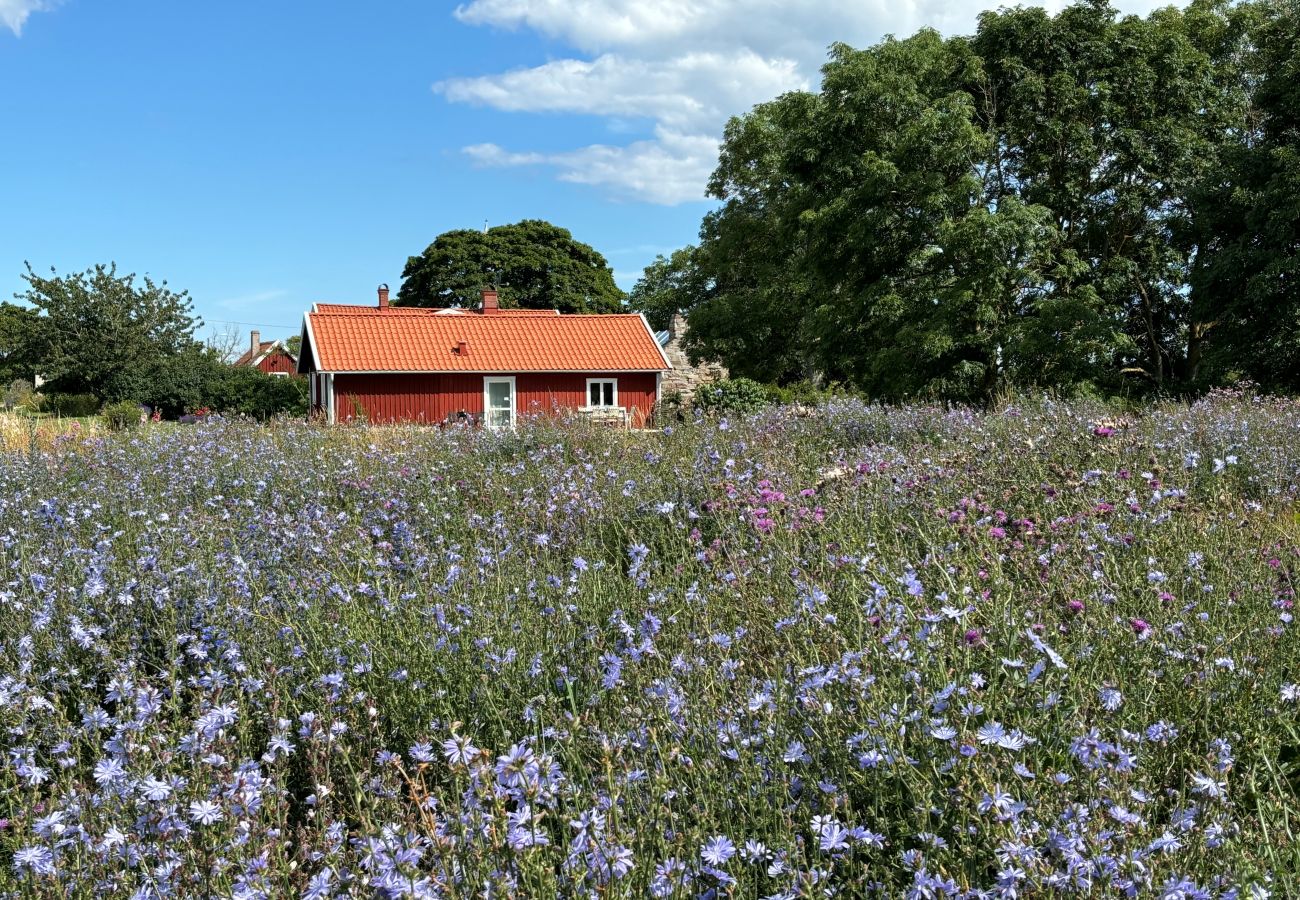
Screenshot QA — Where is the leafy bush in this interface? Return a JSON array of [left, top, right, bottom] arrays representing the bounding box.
[[107, 350, 308, 419], [46, 392, 101, 417], [209, 366, 309, 419], [101, 400, 145, 430], [693, 376, 768, 412], [762, 378, 857, 407], [3, 379, 35, 411]]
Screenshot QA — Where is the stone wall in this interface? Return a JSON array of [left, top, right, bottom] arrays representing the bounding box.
[[660, 313, 727, 406]]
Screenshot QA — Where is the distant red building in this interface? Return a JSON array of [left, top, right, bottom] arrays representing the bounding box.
[[296, 286, 671, 427], [234, 331, 298, 376]]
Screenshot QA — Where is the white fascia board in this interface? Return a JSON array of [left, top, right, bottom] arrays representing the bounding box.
[[298, 315, 322, 375], [637, 312, 674, 370]]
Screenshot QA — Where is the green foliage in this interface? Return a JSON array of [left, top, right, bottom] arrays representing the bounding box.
[[46, 393, 101, 418], [628, 246, 710, 332], [665, 0, 1297, 401], [692, 377, 769, 413], [398, 219, 625, 313], [0, 302, 41, 387], [16, 263, 203, 401], [78, 342, 307, 420], [1189, 0, 1300, 392], [3, 379, 35, 412], [101, 400, 144, 430], [761, 379, 857, 407]]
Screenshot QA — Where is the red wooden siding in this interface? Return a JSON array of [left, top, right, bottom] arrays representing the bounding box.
[[330, 372, 658, 426], [258, 350, 298, 375]]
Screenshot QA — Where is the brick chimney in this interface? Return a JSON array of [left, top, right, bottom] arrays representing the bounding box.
[[250, 330, 260, 354], [480, 287, 499, 315], [456, 340, 469, 357], [377, 283, 390, 310]]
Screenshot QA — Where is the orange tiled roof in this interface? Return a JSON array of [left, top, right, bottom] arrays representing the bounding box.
[[304, 305, 671, 373]]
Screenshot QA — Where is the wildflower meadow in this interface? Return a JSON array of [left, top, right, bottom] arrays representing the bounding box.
[[1, 394, 1298, 898]]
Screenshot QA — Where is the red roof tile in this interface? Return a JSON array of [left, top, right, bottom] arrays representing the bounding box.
[[304, 306, 671, 373]]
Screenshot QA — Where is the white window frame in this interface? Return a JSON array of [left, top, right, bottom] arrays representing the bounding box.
[[585, 378, 618, 409], [269, 371, 289, 378], [482, 376, 517, 430]]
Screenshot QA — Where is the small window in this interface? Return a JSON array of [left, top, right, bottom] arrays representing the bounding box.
[[587, 378, 617, 408], [270, 371, 289, 378]]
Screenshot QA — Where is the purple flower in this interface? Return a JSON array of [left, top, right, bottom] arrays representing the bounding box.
[[188, 800, 223, 825], [701, 835, 736, 867], [13, 846, 55, 876], [92, 757, 128, 786], [442, 734, 479, 766]]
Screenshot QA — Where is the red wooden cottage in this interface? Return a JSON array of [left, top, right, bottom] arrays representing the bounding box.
[[234, 331, 298, 376], [296, 286, 672, 427]]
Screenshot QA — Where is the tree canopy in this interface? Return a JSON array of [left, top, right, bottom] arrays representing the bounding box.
[[8, 263, 307, 418], [398, 219, 625, 313], [634, 0, 1299, 401], [17, 263, 203, 401]]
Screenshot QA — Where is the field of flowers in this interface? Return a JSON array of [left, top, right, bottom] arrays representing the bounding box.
[[1, 394, 1298, 898]]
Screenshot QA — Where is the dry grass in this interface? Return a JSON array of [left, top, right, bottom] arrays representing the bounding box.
[[0, 412, 107, 453]]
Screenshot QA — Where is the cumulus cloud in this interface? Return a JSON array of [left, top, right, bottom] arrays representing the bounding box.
[[439, 49, 803, 136], [466, 128, 720, 205], [443, 0, 1181, 204], [0, 0, 58, 36]]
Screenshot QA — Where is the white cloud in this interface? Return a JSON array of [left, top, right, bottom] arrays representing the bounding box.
[[0, 0, 58, 36], [444, 0, 1183, 204], [439, 50, 803, 135], [465, 128, 719, 205]]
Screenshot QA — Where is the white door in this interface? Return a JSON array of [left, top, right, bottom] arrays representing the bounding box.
[[483, 377, 516, 430]]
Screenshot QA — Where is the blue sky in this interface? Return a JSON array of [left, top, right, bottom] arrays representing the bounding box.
[[0, 0, 1171, 345]]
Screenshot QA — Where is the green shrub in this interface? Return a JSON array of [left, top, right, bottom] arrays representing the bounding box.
[[3, 379, 36, 411], [693, 377, 769, 413], [108, 350, 309, 419], [762, 379, 857, 407], [47, 393, 101, 417], [209, 366, 309, 419], [102, 400, 145, 430]]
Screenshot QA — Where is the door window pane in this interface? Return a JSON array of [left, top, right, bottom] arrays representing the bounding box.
[[489, 381, 511, 407], [486, 380, 513, 429]]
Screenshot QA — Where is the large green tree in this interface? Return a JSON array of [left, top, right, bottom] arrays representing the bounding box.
[[666, 0, 1281, 401], [398, 220, 625, 313], [972, 0, 1253, 392], [16, 263, 203, 401], [677, 31, 1057, 399]]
